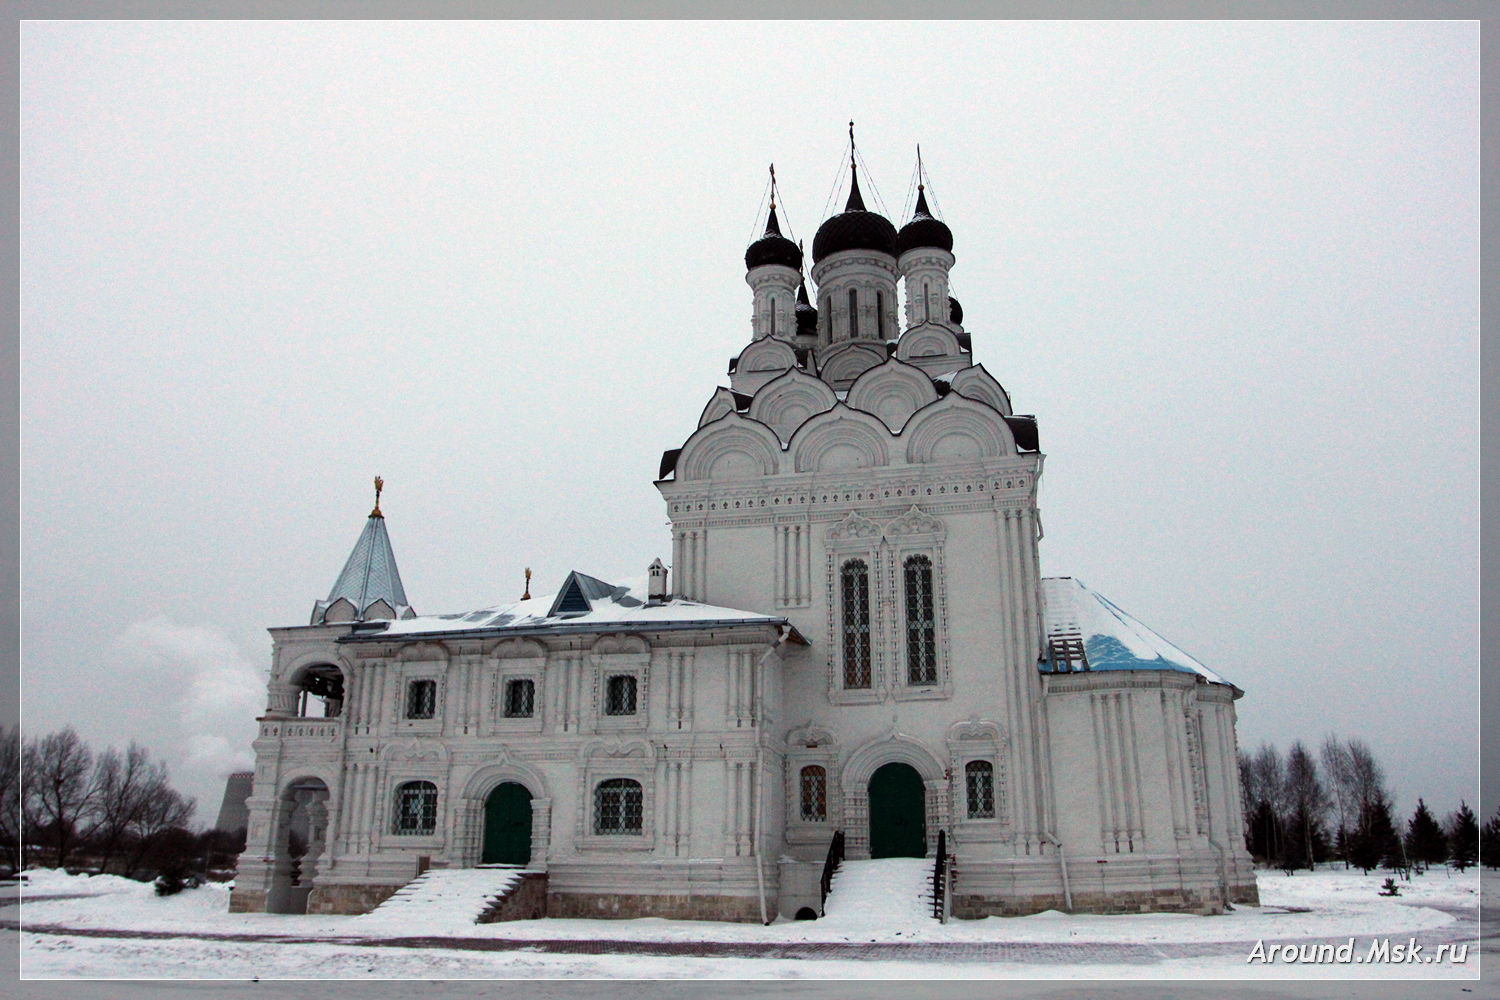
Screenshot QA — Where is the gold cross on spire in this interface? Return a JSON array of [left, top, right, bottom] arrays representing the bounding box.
[[371, 476, 384, 518]]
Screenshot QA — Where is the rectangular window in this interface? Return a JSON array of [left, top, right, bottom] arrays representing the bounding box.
[[800, 766, 827, 822], [841, 560, 871, 688], [593, 779, 644, 834], [393, 781, 438, 835], [905, 555, 937, 685], [503, 678, 535, 718], [966, 761, 995, 819], [405, 679, 436, 720], [605, 674, 637, 716], [876, 290, 885, 339], [848, 288, 859, 338]]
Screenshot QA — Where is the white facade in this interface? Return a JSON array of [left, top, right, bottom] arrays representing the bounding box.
[[231, 159, 1257, 920]]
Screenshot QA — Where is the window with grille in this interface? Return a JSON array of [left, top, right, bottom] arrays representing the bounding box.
[[904, 555, 937, 685], [800, 765, 827, 822], [593, 778, 643, 834], [503, 678, 535, 718], [840, 559, 871, 688], [405, 679, 436, 719], [392, 780, 438, 835], [604, 674, 637, 716], [966, 761, 995, 819]]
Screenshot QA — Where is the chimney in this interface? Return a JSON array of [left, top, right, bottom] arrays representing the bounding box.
[[647, 557, 669, 603]]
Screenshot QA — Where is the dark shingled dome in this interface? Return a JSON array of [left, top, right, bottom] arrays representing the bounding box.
[[745, 205, 802, 271], [897, 187, 953, 255], [795, 281, 817, 335], [811, 171, 897, 264], [948, 296, 964, 325]]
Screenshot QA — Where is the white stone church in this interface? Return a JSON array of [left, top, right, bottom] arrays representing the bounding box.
[[231, 148, 1258, 921]]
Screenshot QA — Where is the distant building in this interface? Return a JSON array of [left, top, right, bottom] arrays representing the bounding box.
[[214, 771, 253, 836], [230, 143, 1257, 920]]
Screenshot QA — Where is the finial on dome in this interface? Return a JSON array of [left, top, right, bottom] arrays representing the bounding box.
[[522, 566, 532, 601], [370, 476, 384, 518]]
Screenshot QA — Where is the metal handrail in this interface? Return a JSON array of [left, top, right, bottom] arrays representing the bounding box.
[[819, 829, 845, 916], [932, 829, 948, 920]]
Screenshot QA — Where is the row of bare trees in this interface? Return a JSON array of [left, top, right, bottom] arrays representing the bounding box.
[[1239, 735, 1482, 873], [0, 725, 207, 876]]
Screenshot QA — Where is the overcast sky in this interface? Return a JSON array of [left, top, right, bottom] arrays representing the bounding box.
[[18, 20, 1478, 827]]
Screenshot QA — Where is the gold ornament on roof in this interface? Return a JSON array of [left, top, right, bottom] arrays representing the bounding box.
[[522, 567, 532, 602], [371, 476, 384, 518]]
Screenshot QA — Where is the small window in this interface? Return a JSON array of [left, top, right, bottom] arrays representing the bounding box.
[[848, 288, 859, 338], [800, 765, 827, 822], [904, 555, 937, 685], [393, 780, 438, 835], [504, 679, 535, 718], [405, 679, 436, 720], [841, 559, 871, 688], [594, 778, 643, 834], [605, 675, 637, 716], [876, 290, 885, 339], [966, 761, 995, 819]]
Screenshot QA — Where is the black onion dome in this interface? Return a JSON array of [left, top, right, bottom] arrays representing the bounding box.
[[745, 204, 802, 271], [795, 281, 817, 335], [897, 187, 953, 255], [948, 295, 963, 325], [811, 170, 897, 264]]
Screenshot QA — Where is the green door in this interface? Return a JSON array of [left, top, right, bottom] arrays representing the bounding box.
[[868, 762, 926, 858], [482, 782, 532, 865]]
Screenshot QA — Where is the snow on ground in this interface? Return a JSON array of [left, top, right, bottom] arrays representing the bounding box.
[[5, 864, 1486, 983]]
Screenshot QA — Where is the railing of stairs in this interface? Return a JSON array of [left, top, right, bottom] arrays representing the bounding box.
[[932, 828, 949, 921], [819, 829, 845, 917]]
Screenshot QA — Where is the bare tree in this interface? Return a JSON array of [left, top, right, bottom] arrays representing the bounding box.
[[123, 774, 195, 877], [23, 727, 97, 869], [1320, 735, 1356, 866], [0, 726, 20, 873], [1241, 742, 1286, 862], [87, 743, 157, 875]]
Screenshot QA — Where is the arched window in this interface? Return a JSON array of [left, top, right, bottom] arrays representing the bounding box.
[[904, 555, 937, 685], [594, 778, 643, 835], [392, 780, 438, 835], [922, 280, 931, 322], [769, 296, 777, 337], [848, 288, 859, 338], [800, 766, 827, 822], [876, 290, 886, 340], [965, 761, 995, 819], [841, 559, 871, 688]]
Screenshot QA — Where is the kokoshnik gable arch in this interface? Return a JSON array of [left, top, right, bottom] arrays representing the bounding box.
[[231, 139, 1256, 922]]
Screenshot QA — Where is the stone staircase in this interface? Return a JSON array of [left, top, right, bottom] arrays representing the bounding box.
[[822, 857, 937, 925], [367, 865, 546, 925]]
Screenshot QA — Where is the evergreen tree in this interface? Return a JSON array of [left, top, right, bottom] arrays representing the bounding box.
[[1349, 791, 1400, 874], [1446, 802, 1479, 871], [1403, 799, 1448, 871], [1480, 807, 1500, 870]]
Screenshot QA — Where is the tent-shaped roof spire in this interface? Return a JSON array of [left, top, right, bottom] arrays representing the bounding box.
[[312, 477, 413, 624]]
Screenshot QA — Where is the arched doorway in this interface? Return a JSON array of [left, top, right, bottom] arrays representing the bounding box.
[[868, 762, 926, 858], [267, 777, 329, 914], [482, 782, 533, 865]]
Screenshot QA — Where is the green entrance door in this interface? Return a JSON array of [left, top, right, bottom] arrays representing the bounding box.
[[481, 782, 533, 865], [868, 762, 927, 859]]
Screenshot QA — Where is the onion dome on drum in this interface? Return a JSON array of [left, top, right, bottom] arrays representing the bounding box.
[[949, 296, 964, 325], [897, 186, 953, 255], [811, 167, 898, 264], [795, 281, 818, 336], [744, 204, 802, 271]]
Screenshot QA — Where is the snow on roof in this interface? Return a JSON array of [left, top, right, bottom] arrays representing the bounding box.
[[1039, 577, 1230, 686], [350, 572, 796, 641]]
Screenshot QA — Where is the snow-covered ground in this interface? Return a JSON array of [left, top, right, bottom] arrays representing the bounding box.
[[4, 863, 1487, 988]]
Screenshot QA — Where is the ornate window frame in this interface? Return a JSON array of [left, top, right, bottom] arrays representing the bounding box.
[[945, 719, 1009, 842], [578, 738, 655, 851], [783, 724, 840, 845], [824, 507, 951, 703], [589, 636, 650, 733], [391, 779, 439, 836]]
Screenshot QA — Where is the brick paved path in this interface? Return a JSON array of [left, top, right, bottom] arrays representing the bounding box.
[[2, 904, 1480, 966]]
